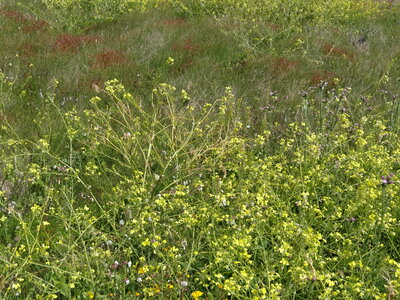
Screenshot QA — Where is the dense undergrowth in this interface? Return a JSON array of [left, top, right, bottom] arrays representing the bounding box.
[[1, 0, 400, 299]]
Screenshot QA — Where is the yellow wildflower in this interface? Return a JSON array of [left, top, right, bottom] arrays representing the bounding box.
[[191, 291, 203, 299]]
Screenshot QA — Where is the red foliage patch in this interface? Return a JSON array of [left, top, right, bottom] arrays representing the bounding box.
[[162, 18, 188, 27], [92, 49, 127, 68], [53, 34, 101, 52], [268, 23, 280, 31], [22, 42, 35, 58], [0, 9, 27, 22], [23, 19, 48, 32], [0, 9, 48, 32], [310, 71, 337, 87], [322, 43, 354, 59], [172, 38, 202, 54], [274, 57, 298, 72]]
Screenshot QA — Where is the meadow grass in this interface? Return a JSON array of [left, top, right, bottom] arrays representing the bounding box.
[[1, 0, 400, 299]]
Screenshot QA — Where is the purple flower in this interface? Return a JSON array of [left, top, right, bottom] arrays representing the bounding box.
[[381, 174, 395, 186]]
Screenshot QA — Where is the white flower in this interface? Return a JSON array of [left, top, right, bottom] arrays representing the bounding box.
[[180, 281, 188, 287], [119, 219, 125, 226]]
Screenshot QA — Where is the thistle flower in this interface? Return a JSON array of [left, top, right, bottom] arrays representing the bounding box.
[[381, 174, 395, 186]]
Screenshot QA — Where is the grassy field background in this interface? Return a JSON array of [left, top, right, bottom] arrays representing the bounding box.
[[1, 0, 400, 298]]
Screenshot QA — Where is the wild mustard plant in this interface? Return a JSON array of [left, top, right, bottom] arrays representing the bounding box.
[[2, 72, 400, 298]]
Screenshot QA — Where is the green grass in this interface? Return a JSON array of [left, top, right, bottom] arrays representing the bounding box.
[[1, 0, 400, 299]]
